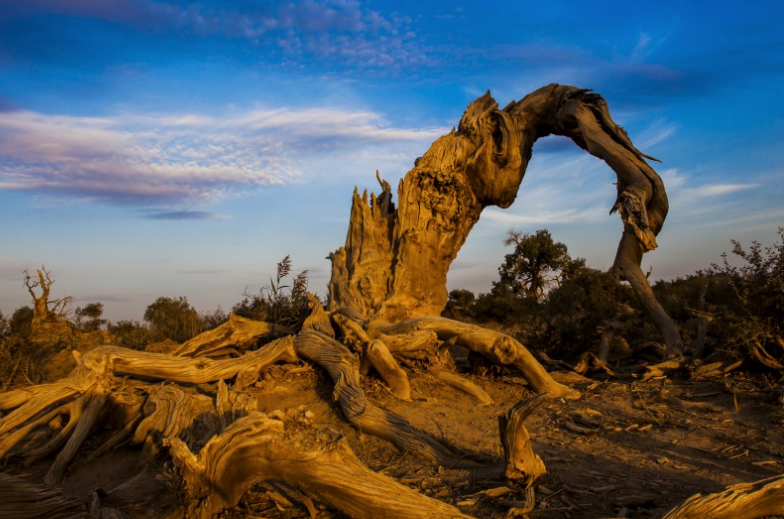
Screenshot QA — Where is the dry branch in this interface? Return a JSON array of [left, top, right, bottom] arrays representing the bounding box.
[[431, 368, 492, 405], [499, 394, 547, 488]]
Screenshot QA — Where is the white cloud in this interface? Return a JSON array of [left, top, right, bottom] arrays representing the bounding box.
[[0, 107, 446, 206]]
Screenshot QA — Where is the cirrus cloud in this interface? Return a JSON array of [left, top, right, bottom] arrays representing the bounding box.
[[0, 106, 446, 206]]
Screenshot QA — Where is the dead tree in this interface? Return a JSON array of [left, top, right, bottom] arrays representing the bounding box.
[[329, 84, 682, 357], [23, 267, 71, 325]]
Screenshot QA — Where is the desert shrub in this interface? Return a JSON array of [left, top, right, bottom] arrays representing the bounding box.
[[471, 284, 537, 326], [108, 320, 157, 350], [73, 302, 106, 332], [201, 307, 229, 330], [143, 296, 204, 343], [1, 306, 46, 388], [530, 265, 644, 359], [443, 289, 477, 320], [706, 228, 784, 364], [0, 311, 8, 339], [499, 229, 574, 301], [9, 306, 33, 337], [233, 256, 310, 330]]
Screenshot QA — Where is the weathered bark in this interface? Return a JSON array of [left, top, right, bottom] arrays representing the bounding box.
[[498, 394, 548, 514], [44, 388, 108, 485], [166, 409, 472, 519], [331, 311, 411, 399], [0, 472, 90, 519], [661, 474, 784, 519], [77, 335, 297, 384], [0, 338, 297, 465], [328, 84, 682, 354], [366, 339, 411, 400]]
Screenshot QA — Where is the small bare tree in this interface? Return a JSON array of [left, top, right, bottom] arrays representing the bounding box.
[[23, 267, 72, 325]]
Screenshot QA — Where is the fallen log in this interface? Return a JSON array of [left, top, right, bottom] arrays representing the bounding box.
[[173, 313, 295, 358]]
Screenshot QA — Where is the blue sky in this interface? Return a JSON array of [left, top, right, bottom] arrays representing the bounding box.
[[1, 0, 783, 322]]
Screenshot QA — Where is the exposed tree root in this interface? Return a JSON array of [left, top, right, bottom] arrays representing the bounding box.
[[371, 316, 580, 399], [366, 339, 411, 400], [294, 329, 472, 466], [431, 368, 492, 405]]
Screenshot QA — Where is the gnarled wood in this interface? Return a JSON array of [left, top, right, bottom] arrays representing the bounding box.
[[431, 368, 492, 405], [499, 394, 547, 487], [661, 474, 784, 519], [166, 408, 472, 519], [78, 335, 298, 383], [0, 472, 90, 519], [498, 393, 548, 514], [45, 388, 108, 485], [366, 339, 411, 400]]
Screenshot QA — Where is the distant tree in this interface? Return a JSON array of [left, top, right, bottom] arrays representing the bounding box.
[[143, 297, 203, 343], [74, 302, 106, 332], [499, 229, 575, 301]]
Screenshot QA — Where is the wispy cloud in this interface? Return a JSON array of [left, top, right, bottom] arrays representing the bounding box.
[[0, 106, 446, 206], [686, 183, 759, 197], [0, 0, 425, 72], [482, 207, 606, 226], [144, 210, 228, 220]]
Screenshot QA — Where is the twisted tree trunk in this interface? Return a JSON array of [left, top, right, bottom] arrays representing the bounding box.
[[328, 84, 682, 355]]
